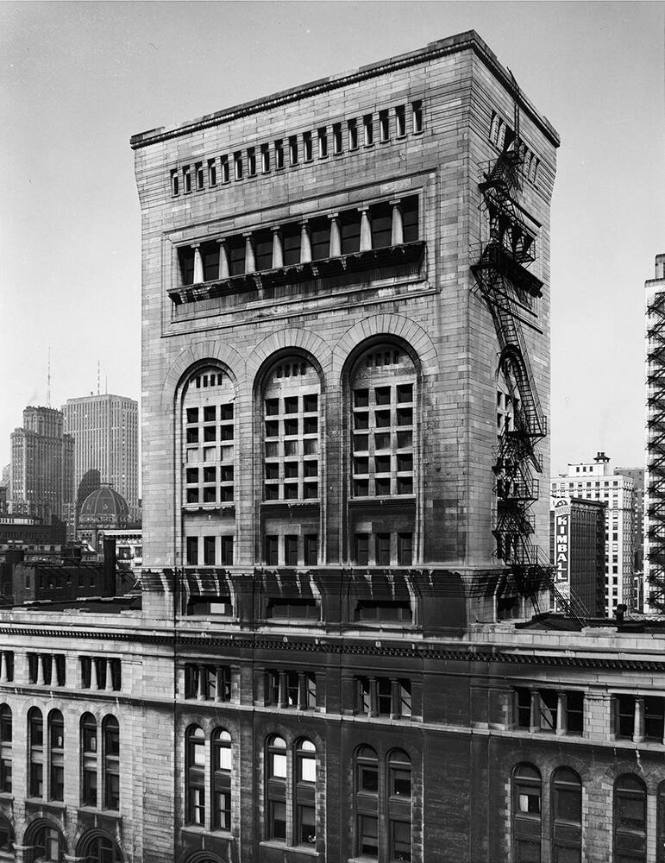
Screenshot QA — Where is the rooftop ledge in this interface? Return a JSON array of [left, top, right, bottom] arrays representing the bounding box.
[[169, 241, 425, 306], [130, 30, 559, 151]]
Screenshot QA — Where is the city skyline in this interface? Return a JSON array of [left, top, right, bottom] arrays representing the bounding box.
[[1, 1, 663, 473]]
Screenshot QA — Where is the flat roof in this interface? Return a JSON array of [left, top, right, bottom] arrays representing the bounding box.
[[130, 30, 559, 151]]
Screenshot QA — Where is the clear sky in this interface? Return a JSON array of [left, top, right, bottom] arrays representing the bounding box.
[[0, 1, 663, 476]]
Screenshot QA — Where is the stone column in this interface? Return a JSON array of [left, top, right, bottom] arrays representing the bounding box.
[[243, 233, 255, 274], [192, 243, 204, 284], [197, 666, 206, 701], [300, 220, 312, 264], [0, 653, 7, 684], [279, 672, 288, 708], [217, 239, 230, 279], [529, 690, 540, 733], [271, 227, 283, 269], [556, 692, 568, 736], [328, 214, 341, 257], [390, 679, 400, 719], [105, 660, 114, 692], [359, 207, 372, 252], [297, 673, 307, 711], [390, 199, 404, 245], [369, 678, 378, 718], [37, 654, 45, 686], [91, 658, 99, 690], [633, 696, 645, 743]]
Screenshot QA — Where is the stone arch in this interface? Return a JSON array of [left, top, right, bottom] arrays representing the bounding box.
[[180, 853, 225, 863], [75, 828, 124, 862], [246, 327, 333, 387], [160, 338, 246, 413], [333, 313, 437, 379]]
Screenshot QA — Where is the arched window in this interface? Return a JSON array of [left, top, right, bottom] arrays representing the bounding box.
[[102, 716, 119, 811], [295, 739, 316, 847], [349, 343, 416, 565], [355, 746, 379, 858], [266, 735, 287, 841], [28, 707, 44, 799], [262, 357, 321, 566], [0, 705, 11, 794], [388, 749, 412, 862], [0, 814, 13, 854], [551, 767, 582, 863], [81, 713, 98, 807], [512, 763, 542, 863], [48, 709, 64, 801], [76, 832, 123, 863], [181, 366, 236, 567], [28, 822, 64, 862], [186, 725, 205, 826], [614, 774, 647, 863], [212, 729, 232, 831]]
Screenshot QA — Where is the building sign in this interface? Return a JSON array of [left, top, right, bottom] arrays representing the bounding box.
[[552, 498, 570, 585]]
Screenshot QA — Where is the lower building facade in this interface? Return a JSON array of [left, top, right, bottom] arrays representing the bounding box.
[[0, 589, 663, 863]]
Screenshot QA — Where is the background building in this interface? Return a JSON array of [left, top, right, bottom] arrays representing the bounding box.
[[645, 252, 665, 613], [62, 393, 139, 522], [9, 406, 73, 524], [616, 466, 645, 611], [550, 496, 606, 617], [551, 454, 635, 614]]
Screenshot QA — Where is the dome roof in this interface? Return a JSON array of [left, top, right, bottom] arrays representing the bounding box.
[[79, 484, 129, 523]]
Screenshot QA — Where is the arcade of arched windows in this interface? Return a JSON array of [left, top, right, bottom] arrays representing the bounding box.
[[177, 337, 421, 573]]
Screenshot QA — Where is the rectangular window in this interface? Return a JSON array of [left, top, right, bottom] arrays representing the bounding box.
[[318, 127, 328, 158], [412, 100, 423, 134], [332, 122, 342, 154], [221, 536, 234, 566], [304, 534, 318, 566], [288, 135, 298, 165], [303, 131, 313, 162], [269, 800, 287, 840], [247, 147, 256, 177], [203, 536, 216, 566], [616, 695, 634, 738], [233, 151, 243, 180], [195, 161, 204, 190], [170, 169, 179, 196], [285, 535, 299, 567], [186, 537, 198, 566], [395, 104, 406, 137], [265, 535, 279, 566], [397, 532, 413, 566], [375, 533, 391, 565], [355, 533, 369, 565], [82, 768, 97, 807], [183, 165, 192, 193], [363, 114, 374, 146], [348, 119, 358, 150], [379, 109, 389, 142], [261, 143, 270, 173], [515, 687, 531, 728], [207, 158, 217, 186], [221, 155, 230, 183], [275, 139, 284, 169], [358, 814, 379, 857]]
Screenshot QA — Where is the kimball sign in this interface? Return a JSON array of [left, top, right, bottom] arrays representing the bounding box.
[[553, 497, 570, 598]]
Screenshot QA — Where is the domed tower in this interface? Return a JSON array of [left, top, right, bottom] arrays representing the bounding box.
[[77, 484, 129, 551]]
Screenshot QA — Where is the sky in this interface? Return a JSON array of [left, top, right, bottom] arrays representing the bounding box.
[[0, 1, 663, 476]]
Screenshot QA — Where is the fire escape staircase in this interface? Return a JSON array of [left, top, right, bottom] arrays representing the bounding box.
[[646, 296, 665, 608], [471, 142, 553, 599]]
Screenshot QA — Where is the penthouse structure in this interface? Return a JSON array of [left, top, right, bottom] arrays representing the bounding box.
[[0, 30, 663, 863]]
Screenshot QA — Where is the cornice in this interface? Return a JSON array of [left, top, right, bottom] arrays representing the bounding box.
[[130, 31, 559, 152]]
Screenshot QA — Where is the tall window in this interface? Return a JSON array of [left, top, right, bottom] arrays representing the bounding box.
[[551, 768, 582, 863], [265, 736, 318, 847], [212, 729, 232, 831], [182, 366, 235, 567], [263, 358, 320, 504], [81, 713, 98, 807], [512, 763, 541, 863], [186, 725, 206, 826], [388, 749, 412, 862], [657, 781, 665, 863], [103, 716, 120, 810], [48, 710, 64, 801], [0, 706, 11, 794], [614, 774, 646, 863], [295, 739, 316, 847], [28, 707, 44, 798], [355, 746, 379, 858], [266, 735, 287, 841], [351, 346, 415, 500]]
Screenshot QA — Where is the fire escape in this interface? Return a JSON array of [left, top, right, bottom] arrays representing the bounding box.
[[646, 290, 665, 611], [471, 111, 553, 602]]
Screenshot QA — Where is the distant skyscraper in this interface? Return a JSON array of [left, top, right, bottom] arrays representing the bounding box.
[[551, 453, 635, 614], [9, 406, 74, 522], [615, 466, 645, 611], [62, 394, 139, 521], [645, 252, 665, 613]]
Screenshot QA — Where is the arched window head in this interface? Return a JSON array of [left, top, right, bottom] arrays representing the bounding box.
[[388, 749, 411, 798], [181, 365, 236, 567], [212, 728, 232, 830], [48, 710, 64, 802], [295, 739, 317, 847], [28, 708, 44, 799], [81, 713, 97, 807], [102, 716, 120, 811], [512, 763, 542, 863], [77, 833, 123, 863], [30, 822, 64, 863], [263, 357, 320, 504], [296, 739, 316, 783], [0, 705, 11, 795], [552, 767, 582, 861], [267, 735, 287, 778], [354, 746, 379, 858], [266, 735, 288, 842]]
